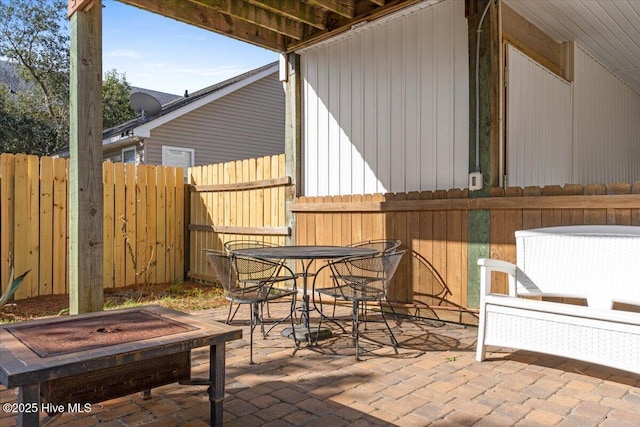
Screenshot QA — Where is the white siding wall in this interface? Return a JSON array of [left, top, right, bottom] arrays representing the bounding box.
[[506, 45, 573, 187], [145, 73, 285, 166], [573, 45, 640, 185], [301, 0, 469, 197]]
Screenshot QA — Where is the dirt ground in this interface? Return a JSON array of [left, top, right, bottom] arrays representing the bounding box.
[[0, 281, 227, 322]]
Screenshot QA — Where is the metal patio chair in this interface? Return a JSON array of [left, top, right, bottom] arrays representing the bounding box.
[[222, 240, 286, 322], [312, 239, 403, 322], [205, 250, 297, 364], [316, 250, 406, 360]]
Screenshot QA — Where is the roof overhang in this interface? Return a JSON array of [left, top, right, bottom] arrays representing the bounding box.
[[116, 0, 426, 53]]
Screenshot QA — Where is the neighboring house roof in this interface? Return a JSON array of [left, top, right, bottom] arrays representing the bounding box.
[[130, 86, 181, 105], [102, 61, 279, 148]]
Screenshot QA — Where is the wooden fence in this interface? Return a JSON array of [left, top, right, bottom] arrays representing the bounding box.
[[0, 153, 184, 299], [291, 183, 640, 324], [187, 154, 290, 283]]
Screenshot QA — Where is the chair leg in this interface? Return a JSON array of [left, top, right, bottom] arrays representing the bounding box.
[[249, 303, 259, 365], [380, 299, 399, 352], [227, 302, 241, 324], [353, 300, 361, 361]]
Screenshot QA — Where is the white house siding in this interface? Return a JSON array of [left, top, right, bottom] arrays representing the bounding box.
[[144, 73, 285, 166], [572, 45, 640, 185], [300, 0, 469, 197], [505, 45, 573, 188]]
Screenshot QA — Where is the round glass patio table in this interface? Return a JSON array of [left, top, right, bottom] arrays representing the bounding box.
[[230, 245, 377, 344]]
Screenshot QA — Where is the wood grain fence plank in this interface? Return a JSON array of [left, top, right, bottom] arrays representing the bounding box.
[[584, 184, 607, 224], [417, 191, 434, 303], [124, 164, 136, 285], [113, 163, 126, 288], [406, 191, 420, 304], [136, 165, 148, 286], [0, 154, 15, 294], [39, 157, 54, 296], [154, 165, 166, 284], [13, 154, 30, 299], [145, 165, 157, 285], [27, 155, 39, 297], [53, 158, 68, 294], [102, 162, 115, 289], [165, 166, 176, 283], [176, 168, 184, 280]]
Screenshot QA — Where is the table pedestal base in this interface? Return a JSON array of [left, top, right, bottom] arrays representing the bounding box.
[[281, 324, 332, 344]]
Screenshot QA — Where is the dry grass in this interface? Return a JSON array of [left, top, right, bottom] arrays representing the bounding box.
[[0, 281, 227, 323]]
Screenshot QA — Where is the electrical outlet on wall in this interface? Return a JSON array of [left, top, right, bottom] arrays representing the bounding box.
[[469, 172, 483, 191]]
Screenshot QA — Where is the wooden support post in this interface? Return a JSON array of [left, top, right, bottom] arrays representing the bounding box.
[[69, 1, 103, 314], [283, 53, 301, 246], [466, 0, 499, 308]]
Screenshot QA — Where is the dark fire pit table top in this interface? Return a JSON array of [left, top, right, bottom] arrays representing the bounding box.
[[0, 305, 242, 427]]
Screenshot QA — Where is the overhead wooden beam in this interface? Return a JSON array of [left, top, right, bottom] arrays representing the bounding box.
[[369, 0, 385, 6], [120, 0, 285, 51], [69, 1, 104, 314], [307, 0, 355, 18], [247, 0, 326, 30], [287, 0, 421, 52], [192, 0, 304, 39]]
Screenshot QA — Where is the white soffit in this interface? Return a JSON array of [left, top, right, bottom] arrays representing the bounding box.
[[503, 0, 640, 94]]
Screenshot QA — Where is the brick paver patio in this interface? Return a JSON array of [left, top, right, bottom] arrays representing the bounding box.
[[1, 302, 639, 426]]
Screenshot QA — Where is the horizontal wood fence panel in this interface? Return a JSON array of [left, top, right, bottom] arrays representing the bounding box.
[[187, 154, 290, 283], [296, 183, 640, 324], [0, 153, 184, 300]]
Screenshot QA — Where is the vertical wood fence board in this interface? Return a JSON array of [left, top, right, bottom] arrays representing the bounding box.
[[135, 165, 148, 286], [27, 155, 39, 297], [278, 155, 286, 245], [102, 163, 115, 288], [584, 184, 607, 224], [113, 163, 126, 288], [124, 164, 136, 286], [155, 167, 166, 284], [13, 154, 30, 299], [247, 158, 255, 233], [406, 192, 421, 304], [391, 192, 409, 302], [417, 191, 435, 302], [39, 157, 54, 296], [145, 165, 157, 285], [263, 157, 272, 245], [52, 158, 68, 294], [175, 168, 184, 280], [0, 154, 15, 294], [165, 167, 176, 282]]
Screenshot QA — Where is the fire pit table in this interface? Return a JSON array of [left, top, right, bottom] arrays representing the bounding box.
[[0, 305, 242, 427]]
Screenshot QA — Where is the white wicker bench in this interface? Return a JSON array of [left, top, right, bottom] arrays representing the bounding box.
[[476, 225, 640, 375]]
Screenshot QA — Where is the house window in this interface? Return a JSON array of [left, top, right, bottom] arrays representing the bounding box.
[[122, 147, 137, 164], [162, 146, 194, 180]]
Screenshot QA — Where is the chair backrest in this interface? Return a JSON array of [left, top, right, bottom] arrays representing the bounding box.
[[223, 240, 280, 253], [333, 250, 406, 291], [514, 225, 640, 309], [205, 250, 237, 292], [206, 249, 288, 291], [348, 239, 402, 254]]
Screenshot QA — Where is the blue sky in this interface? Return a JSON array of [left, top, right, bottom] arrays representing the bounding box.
[[102, 0, 279, 95]]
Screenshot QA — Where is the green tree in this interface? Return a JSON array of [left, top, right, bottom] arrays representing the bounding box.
[[0, 0, 69, 155], [103, 69, 136, 129], [0, 1, 134, 155]]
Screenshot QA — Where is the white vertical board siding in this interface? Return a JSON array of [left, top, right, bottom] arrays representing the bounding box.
[[506, 45, 573, 188], [573, 45, 640, 185], [301, 0, 469, 196]]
